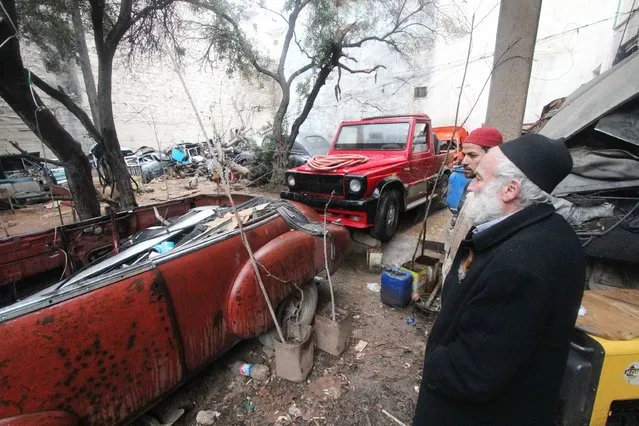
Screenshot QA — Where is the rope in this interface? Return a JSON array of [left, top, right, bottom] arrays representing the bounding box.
[[307, 154, 369, 171]]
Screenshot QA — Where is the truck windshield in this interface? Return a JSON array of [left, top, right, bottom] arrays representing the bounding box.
[[333, 122, 410, 150]]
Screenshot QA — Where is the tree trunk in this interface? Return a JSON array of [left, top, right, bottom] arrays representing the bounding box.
[[1, 91, 101, 220], [0, 1, 101, 220], [96, 53, 136, 210], [288, 60, 336, 154], [270, 84, 291, 185], [71, 3, 101, 130]]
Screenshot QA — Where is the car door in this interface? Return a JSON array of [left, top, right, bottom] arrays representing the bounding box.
[[0, 268, 184, 425], [406, 121, 432, 206]]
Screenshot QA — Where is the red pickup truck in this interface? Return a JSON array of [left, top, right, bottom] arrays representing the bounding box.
[[281, 114, 453, 241]]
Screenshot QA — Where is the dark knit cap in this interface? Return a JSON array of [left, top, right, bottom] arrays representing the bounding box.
[[498, 133, 573, 193]]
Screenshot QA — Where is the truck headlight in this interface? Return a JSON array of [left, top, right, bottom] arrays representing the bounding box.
[[287, 174, 296, 187], [349, 179, 362, 193]]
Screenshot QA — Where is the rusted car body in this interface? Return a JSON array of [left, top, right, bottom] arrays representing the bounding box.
[[0, 194, 350, 425]]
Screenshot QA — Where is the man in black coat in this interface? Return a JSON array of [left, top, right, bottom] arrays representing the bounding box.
[[413, 134, 586, 425]]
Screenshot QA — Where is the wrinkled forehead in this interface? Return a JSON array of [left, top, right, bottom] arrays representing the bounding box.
[[475, 147, 505, 180]]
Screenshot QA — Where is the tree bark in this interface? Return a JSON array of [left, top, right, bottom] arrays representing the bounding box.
[[0, 0, 100, 219], [96, 53, 136, 210], [270, 83, 291, 184], [71, 3, 101, 130]]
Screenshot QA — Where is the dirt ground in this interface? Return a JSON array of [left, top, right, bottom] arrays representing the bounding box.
[[0, 177, 269, 237], [1, 179, 450, 426]]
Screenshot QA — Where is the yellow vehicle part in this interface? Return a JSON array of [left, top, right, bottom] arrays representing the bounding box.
[[589, 335, 639, 426]]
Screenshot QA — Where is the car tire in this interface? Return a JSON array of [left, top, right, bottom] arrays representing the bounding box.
[[371, 189, 400, 242], [258, 281, 318, 350]]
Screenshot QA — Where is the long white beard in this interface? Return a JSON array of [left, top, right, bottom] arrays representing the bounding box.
[[464, 181, 506, 226]]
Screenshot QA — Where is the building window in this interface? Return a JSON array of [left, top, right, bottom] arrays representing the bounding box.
[[414, 86, 428, 98]]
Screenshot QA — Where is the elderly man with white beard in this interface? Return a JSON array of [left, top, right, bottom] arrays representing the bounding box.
[[413, 134, 586, 426]]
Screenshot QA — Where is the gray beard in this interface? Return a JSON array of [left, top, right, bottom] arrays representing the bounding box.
[[464, 182, 506, 227]]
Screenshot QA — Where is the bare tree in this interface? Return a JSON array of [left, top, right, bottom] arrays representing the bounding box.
[[185, 0, 457, 183]]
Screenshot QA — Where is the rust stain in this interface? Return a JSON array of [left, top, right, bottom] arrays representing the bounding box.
[[126, 335, 136, 350], [41, 316, 54, 325], [130, 279, 145, 294]]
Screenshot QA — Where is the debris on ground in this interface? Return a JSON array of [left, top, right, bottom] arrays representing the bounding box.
[[382, 408, 410, 426], [242, 396, 255, 412], [230, 361, 270, 381], [195, 410, 220, 425], [287, 403, 304, 419], [366, 282, 381, 293], [186, 176, 199, 190], [307, 375, 347, 400], [354, 340, 369, 352]]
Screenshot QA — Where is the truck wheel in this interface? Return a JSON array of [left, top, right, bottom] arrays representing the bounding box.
[[372, 190, 400, 242]]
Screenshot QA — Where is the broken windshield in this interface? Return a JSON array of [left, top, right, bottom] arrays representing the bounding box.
[[333, 122, 410, 151]]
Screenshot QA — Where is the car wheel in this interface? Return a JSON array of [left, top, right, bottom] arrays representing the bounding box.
[[258, 281, 318, 349], [371, 190, 400, 242]]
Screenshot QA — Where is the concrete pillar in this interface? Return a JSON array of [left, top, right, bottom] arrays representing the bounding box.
[[485, 0, 543, 141]]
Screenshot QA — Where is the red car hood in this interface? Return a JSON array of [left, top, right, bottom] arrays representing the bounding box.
[[294, 155, 404, 176]]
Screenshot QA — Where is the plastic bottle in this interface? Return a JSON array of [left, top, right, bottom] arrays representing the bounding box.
[[231, 361, 270, 381]]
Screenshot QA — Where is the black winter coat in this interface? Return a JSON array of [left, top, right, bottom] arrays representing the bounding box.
[[413, 204, 586, 426]]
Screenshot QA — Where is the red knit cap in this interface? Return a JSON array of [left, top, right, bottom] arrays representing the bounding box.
[[463, 127, 503, 148]]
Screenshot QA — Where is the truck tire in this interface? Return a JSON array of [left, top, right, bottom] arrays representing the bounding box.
[[372, 189, 400, 242]]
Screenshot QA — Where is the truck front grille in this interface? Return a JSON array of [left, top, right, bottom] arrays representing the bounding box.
[[295, 174, 344, 196]]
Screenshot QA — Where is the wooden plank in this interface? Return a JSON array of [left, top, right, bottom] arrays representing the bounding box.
[[576, 289, 639, 341]]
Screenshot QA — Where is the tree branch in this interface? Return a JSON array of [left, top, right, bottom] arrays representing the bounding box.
[[343, 1, 428, 51], [277, 0, 312, 78], [184, 0, 281, 82], [29, 72, 103, 144], [8, 141, 64, 167], [131, 0, 175, 26], [106, 0, 133, 51], [344, 35, 402, 53], [338, 63, 386, 74], [287, 62, 314, 86], [294, 30, 314, 61], [251, 0, 288, 23]]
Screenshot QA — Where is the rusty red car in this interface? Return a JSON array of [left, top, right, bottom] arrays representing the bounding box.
[[0, 194, 350, 425]]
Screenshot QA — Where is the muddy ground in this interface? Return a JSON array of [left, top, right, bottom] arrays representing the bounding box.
[[1, 179, 450, 425]]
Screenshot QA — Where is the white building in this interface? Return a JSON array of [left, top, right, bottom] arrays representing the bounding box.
[[0, 0, 637, 156]]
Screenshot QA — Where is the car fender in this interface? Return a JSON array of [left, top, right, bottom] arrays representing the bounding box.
[[0, 411, 79, 426], [225, 230, 318, 338], [226, 225, 350, 338], [372, 177, 406, 210]]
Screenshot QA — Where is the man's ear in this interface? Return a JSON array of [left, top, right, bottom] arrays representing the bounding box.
[[501, 179, 521, 203]]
